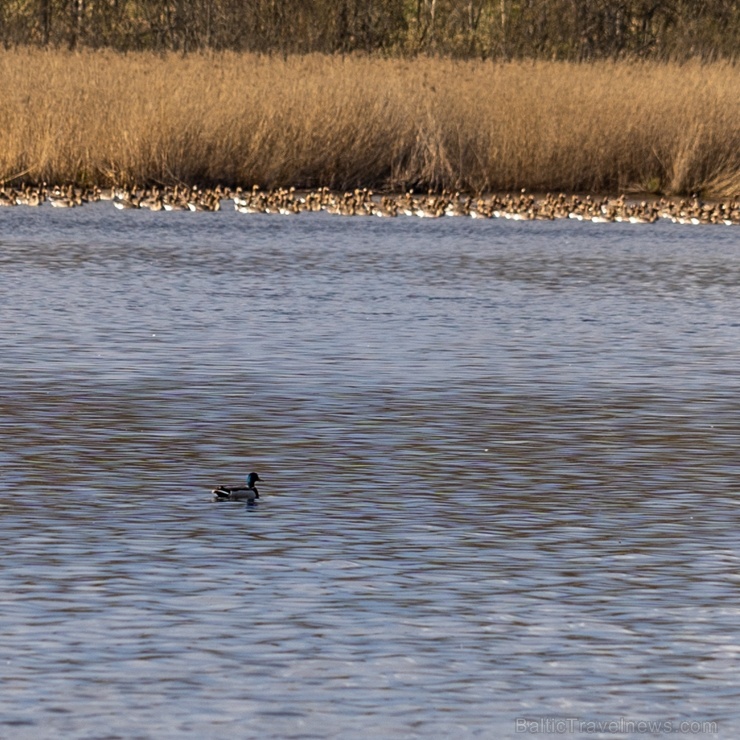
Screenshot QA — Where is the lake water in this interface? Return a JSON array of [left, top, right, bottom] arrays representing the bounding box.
[[1, 205, 738, 738]]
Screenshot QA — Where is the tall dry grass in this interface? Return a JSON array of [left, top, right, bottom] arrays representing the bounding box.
[[0, 50, 738, 195]]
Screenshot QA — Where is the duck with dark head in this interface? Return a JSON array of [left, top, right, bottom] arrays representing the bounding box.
[[212, 472, 261, 503]]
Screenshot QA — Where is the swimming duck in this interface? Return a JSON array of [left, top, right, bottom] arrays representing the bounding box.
[[212, 472, 261, 502]]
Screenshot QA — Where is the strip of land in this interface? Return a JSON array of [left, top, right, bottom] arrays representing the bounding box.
[[0, 51, 738, 197]]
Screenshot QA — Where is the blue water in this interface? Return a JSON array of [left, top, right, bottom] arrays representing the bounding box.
[[0, 205, 737, 737]]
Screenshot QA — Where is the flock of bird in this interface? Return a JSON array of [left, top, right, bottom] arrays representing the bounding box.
[[1, 183, 738, 225]]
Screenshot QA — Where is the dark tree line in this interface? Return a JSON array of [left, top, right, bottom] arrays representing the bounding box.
[[1, 0, 738, 59]]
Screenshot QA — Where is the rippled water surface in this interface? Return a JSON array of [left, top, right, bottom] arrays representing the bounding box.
[[1, 205, 739, 738]]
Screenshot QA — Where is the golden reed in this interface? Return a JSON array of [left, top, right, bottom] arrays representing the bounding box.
[[0, 50, 738, 196]]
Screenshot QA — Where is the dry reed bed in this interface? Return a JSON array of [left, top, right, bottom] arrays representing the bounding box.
[[0, 50, 738, 196]]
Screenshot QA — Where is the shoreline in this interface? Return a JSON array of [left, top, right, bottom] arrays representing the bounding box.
[[3, 184, 738, 225]]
